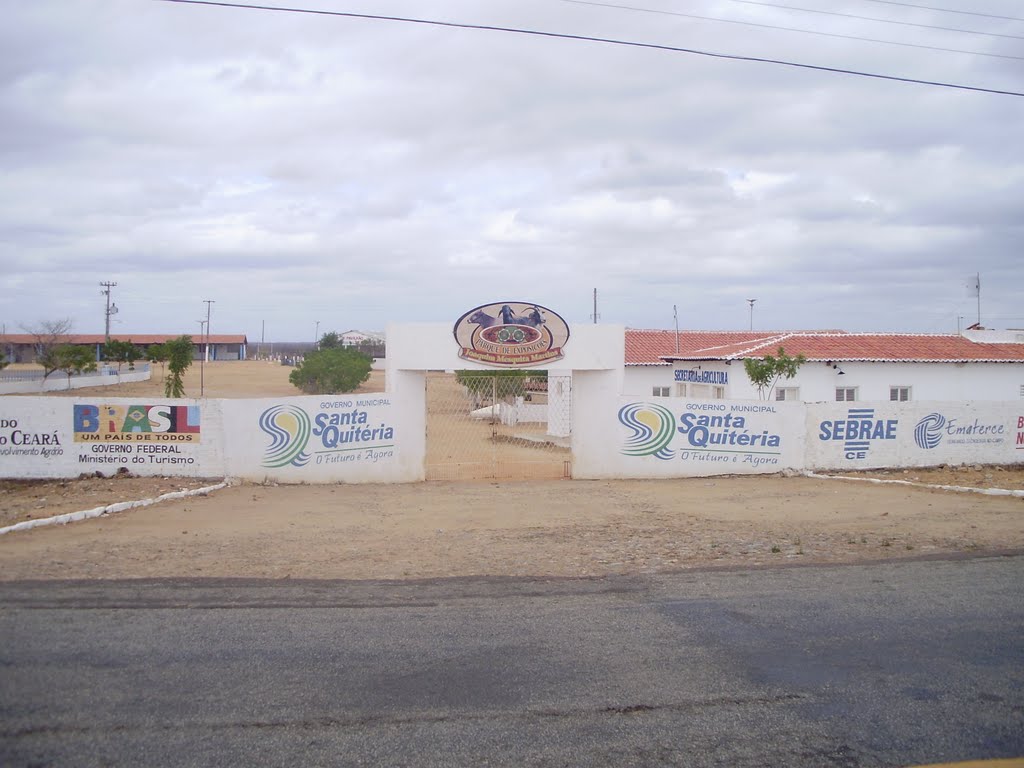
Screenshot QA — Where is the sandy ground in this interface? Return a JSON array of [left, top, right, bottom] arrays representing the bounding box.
[[2, 361, 1022, 580]]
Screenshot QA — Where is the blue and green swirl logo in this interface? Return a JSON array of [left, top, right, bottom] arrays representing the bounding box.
[[619, 402, 675, 460], [259, 405, 312, 468]]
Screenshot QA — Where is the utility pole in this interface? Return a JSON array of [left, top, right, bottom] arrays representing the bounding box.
[[747, 298, 757, 331], [591, 288, 600, 324], [197, 320, 207, 396], [100, 282, 118, 343], [203, 300, 215, 363], [260, 319, 265, 359], [315, 320, 320, 348]]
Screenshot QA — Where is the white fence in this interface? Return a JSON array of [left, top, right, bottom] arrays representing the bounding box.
[[0, 367, 151, 395], [1, 393, 1021, 482]]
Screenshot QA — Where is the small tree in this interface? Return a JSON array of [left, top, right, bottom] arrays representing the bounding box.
[[53, 344, 98, 389], [22, 318, 73, 380], [147, 343, 169, 381], [164, 335, 194, 398], [454, 370, 545, 408], [289, 348, 372, 394], [103, 339, 142, 373], [743, 346, 806, 400]]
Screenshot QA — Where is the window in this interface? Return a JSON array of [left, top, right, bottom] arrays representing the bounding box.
[[652, 386, 670, 397], [676, 383, 687, 397], [890, 386, 911, 402], [712, 386, 726, 399], [836, 387, 857, 402], [775, 387, 799, 401]]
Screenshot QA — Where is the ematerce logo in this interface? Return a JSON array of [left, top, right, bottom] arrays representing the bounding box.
[[914, 413, 945, 449], [259, 405, 311, 468]]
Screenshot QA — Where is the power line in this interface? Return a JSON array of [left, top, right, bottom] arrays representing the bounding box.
[[854, 0, 1024, 23], [559, 0, 1024, 61], [716, 0, 1024, 40], [156, 1, 1024, 98]]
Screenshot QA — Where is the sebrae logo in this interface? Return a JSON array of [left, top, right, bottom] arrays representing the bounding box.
[[618, 403, 676, 460], [259, 405, 311, 468], [453, 302, 570, 367], [818, 408, 897, 460]]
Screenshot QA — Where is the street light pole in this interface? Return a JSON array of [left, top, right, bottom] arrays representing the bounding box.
[[747, 298, 757, 331], [315, 320, 320, 349], [203, 300, 215, 363]]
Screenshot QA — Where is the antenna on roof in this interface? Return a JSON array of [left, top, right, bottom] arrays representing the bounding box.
[[673, 305, 679, 354]]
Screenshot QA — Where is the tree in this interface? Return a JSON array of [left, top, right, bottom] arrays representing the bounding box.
[[21, 318, 73, 380], [318, 331, 341, 350], [164, 336, 194, 398], [53, 344, 97, 389], [147, 343, 168, 381], [102, 339, 142, 373], [289, 348, 372, 394], [743, 346, 806, 400], [454, 370, 546, 408]]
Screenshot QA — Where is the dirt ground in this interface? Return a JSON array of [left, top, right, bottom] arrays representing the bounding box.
[[1, 361, 1022, 580]]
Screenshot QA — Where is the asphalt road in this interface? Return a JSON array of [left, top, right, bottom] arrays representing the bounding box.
[[1, 555, 1022, 767]]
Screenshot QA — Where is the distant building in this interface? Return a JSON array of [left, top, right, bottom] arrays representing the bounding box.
[[0, 333, 249, 363], [339, 330, 385, 347]]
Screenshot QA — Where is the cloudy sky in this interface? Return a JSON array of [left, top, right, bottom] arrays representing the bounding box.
[[2, 0, 1022, 342]]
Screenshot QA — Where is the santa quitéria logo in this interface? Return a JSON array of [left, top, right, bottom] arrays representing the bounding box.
[[259, 405, 311, 468], [618, 402, 675, 460]]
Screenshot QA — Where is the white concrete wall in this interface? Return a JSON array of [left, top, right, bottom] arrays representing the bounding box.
[[806, 401, 1023, 470], [0, 398, 221, 479], [573, 396, 805, 479], [571, 395, 1023, 479]]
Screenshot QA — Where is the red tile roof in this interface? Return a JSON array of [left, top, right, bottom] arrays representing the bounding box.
[[625, 329, 847, 365], [644, 332, 1024, 364]]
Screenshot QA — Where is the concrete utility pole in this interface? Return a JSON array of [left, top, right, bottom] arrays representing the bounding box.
[[197, 319, 207, 397], [100, 282, 118, 343], [747, 298, 757, 331], [203, 300, 215, 363], [315, 320, 320, 348], [591, 288, 600, 324]]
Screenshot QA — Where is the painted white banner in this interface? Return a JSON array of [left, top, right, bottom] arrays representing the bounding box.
[[806, 401, 1024, 470], [221, 394, 421, 483], [576, 397, 806, 479], [0, 397, 224, 478]]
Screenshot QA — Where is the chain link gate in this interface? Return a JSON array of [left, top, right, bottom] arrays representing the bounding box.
[[425, 371, 572, 480]]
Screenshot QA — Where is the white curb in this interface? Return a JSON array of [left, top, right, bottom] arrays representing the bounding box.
[[804, 471, 1024, 498], [0, 481, 230, 536]]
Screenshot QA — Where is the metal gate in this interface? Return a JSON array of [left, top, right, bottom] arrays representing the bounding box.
[[425, 371, 572, 480]]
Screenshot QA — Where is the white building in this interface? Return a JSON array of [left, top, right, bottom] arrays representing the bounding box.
[[339, 330, 385, 347], [624, 329, 1024, 403]]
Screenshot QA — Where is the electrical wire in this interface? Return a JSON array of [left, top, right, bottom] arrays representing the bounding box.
[[854, 0, 1024, 23], [558, 0, 1024, 61], [715, 0, 1024, 40], [155, 0, 1024, 97]]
